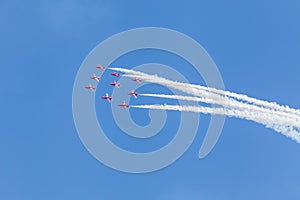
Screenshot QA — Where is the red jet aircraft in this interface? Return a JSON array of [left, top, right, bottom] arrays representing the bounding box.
[[101, 93, 113, 102], [85, 84, 96, 91], [132, 77, 142, 83], [110, 80, 120, 88], [96, 64, 105, 70], [128, 90, 138, 98], [118, 101, 130, 109], [90, 74, 100, 82], [111, 71, 121, 77]]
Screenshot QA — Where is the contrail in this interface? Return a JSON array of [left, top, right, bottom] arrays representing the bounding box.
[[109, 67, 300, 143], [132, 104, 300, 143], [110, 67, 300, 116]]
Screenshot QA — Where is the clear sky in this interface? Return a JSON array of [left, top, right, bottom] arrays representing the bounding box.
[[1, 0, 300, 199]]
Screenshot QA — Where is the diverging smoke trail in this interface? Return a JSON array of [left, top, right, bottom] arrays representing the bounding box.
[[132, 104, 300, 143], [140, 93, 300, 125], [110, 67, 300, 116], [109, 67, 300, 142]]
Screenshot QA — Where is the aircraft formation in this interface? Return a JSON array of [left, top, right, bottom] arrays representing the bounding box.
[[85, 64, 141, 109]]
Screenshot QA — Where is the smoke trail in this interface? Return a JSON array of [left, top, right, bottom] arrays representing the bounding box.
[[140, 93, 300, 124], [132, 104, 300, 143], [110, 67, 300, 116], [109, 67, 300, 143]]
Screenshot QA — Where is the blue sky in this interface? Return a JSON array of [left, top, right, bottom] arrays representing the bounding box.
[[1, 0, 300, 199]]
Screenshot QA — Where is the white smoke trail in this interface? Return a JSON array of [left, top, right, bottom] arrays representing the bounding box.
[[132, 104, 300, 143], [140, 93, 300, 124], [109, 67, 300, 143], [110, 67, 300, 116]]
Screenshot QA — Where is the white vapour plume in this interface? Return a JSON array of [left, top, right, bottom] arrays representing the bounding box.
[[132, 104, 300, 143], [140, 93, 300, 124], [110, 67, 300, 116], [109, 67, 300, 143]]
